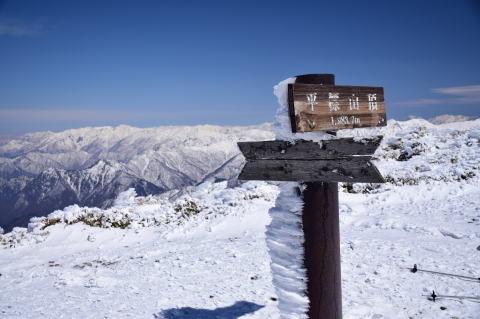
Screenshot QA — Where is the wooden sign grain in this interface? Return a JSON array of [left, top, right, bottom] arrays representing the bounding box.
[[288, 84, 387, 132], [238, 157, 384, 183], [237, 137, 385, 183], [238, 136, 383, 160]]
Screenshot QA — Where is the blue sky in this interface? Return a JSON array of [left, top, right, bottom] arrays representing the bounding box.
[[0, 0, 479, 134]]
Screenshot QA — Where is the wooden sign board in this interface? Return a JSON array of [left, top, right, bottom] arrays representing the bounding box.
[[238, 137, 385, 183], [239, 157, 383, 183], [288, 84, 387, 132], [238, 136, 383, 160]]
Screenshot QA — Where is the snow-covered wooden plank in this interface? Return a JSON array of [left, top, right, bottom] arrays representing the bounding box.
[[238, 157, 384, 183], [238, 136, 383, 160]]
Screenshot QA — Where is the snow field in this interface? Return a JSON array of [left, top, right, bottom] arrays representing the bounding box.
[[0, 182, 281, 318], [1, 177, 478, 318], [340, 180, 479, 319], [0, 117, 479, 318]]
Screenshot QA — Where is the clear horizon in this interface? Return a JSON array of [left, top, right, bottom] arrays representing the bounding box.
[[1, 0, 479, 134]]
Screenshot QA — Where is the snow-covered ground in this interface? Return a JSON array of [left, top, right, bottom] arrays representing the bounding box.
[[1, 119, 479, 318]]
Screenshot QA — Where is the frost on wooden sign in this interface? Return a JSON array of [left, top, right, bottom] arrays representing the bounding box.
[[288, 84, 387, 132]]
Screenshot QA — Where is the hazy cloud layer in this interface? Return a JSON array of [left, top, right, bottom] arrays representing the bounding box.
[[396, 84, 480, 107], [0, 108, 264, 122], [0, 22, 41, 36], [0, 109, 160, 122], [0, 108, 267, 134]]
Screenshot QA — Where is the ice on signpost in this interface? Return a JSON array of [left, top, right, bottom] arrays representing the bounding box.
[[267, 77, 311, 318]]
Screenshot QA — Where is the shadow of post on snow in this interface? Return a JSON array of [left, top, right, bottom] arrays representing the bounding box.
[[154, 301, 265, 319]]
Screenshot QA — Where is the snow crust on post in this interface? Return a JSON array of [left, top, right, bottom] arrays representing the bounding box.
[[267, 78, 324, 318], [273, 77, 333, 143], [266, 182, 308, 319]]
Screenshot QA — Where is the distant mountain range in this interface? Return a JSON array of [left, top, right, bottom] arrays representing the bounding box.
[[0, 124, 273, 231], [427, 114, 478, 124], [407, 114, 479, 124], [1, 114, 477, 232]]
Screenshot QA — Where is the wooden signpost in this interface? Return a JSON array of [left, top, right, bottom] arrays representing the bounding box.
[[288, 83, 387, 132], [238, 74, 386, 319]]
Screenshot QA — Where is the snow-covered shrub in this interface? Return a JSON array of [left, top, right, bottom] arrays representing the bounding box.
[[113, 188, 137, 207], [174, 200, 202, 218], [348, 119, 480, 193], [40, 218, 62, 230], [0, 181, 277, 247]]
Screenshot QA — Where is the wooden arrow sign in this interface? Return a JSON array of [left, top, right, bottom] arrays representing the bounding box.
[[238, 136, 385, 183]]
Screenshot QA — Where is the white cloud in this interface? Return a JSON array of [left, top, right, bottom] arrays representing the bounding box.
[[396, 84, 480, 107], [433, 85, 480, 96]]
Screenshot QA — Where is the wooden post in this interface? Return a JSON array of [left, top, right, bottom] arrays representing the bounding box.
[[295, 74, 342, 319], [302, 181, 341, 318], [237, 73, 387, 318]]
